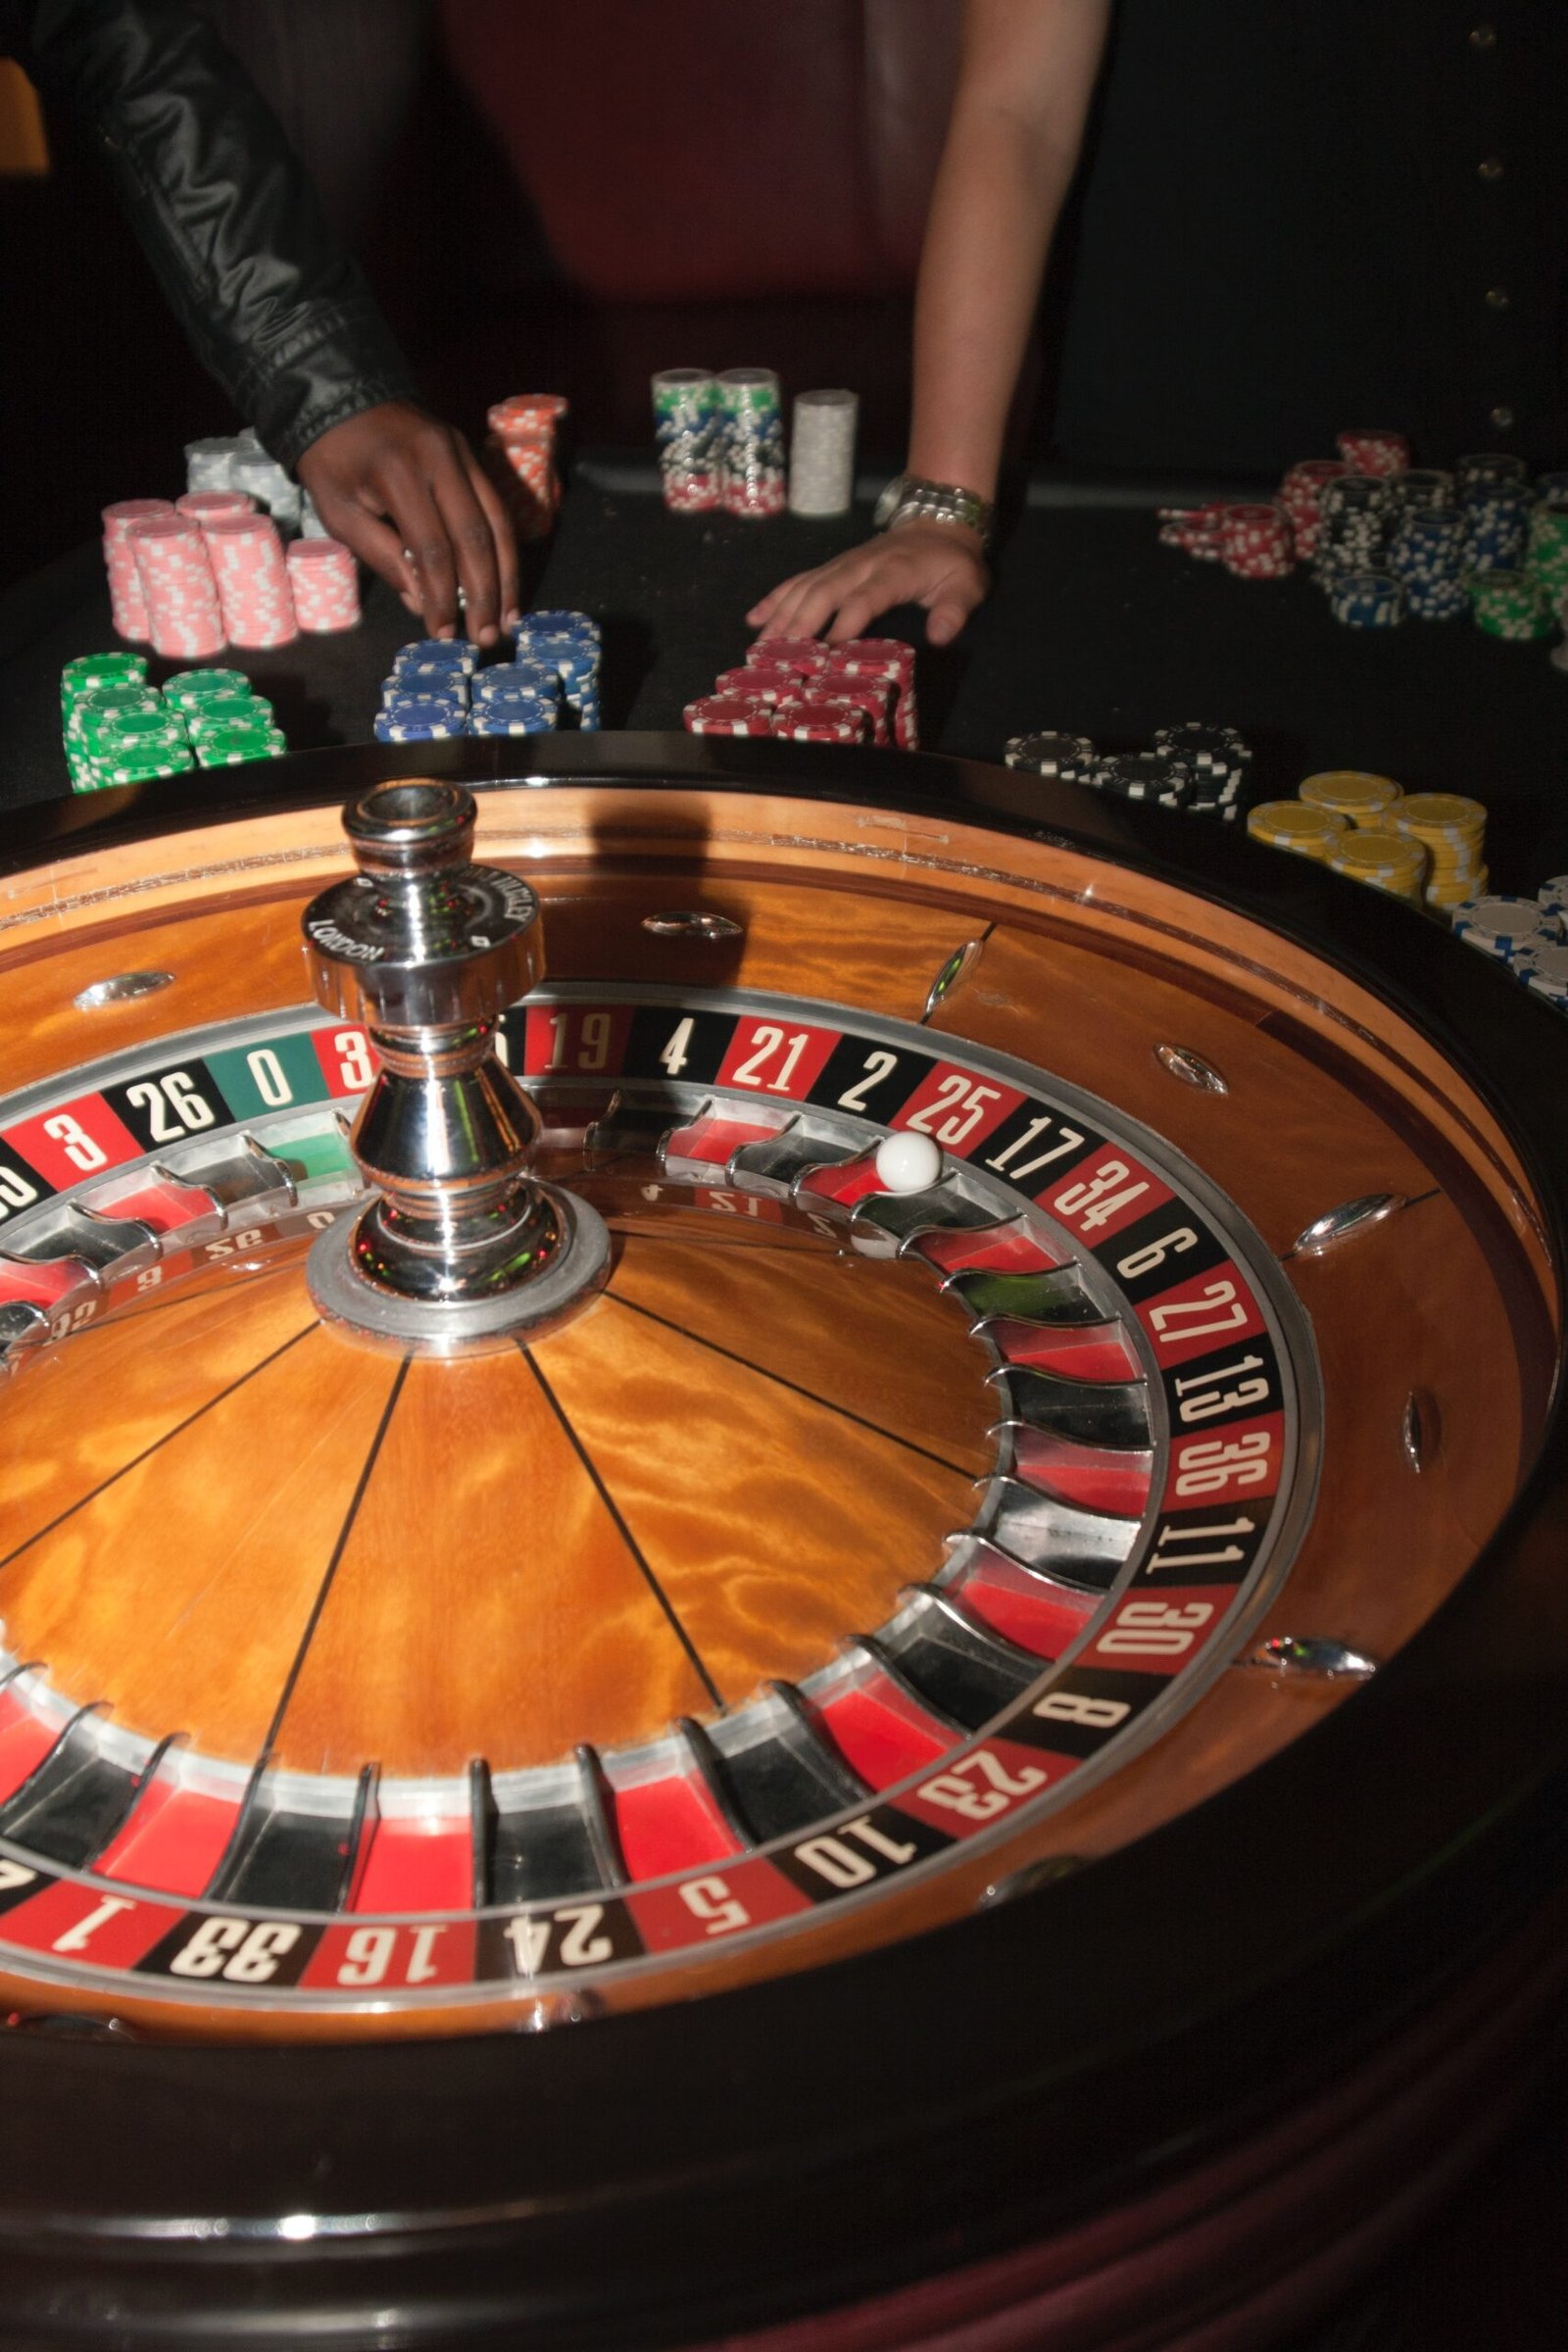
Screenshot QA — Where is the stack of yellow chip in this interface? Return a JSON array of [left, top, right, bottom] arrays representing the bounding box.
[[1389, 793, 1489, 912], [1299, 770, 1403, 826], [1248, 801, 1350, 861], [1326, 828, 1429, 903]]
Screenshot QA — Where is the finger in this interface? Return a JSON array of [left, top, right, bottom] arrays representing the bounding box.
[[770, 562, 877, 643], [424, 442, 504, 645], [923, 577, 986, 647], [463, 443, 521, 631], [382, 466, 463, 639], [747, 573, 808, 628]]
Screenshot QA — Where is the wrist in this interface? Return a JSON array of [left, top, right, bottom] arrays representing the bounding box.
[[873, 471, 995, 549]]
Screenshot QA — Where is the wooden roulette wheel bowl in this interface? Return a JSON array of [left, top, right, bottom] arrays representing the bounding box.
[[0, 734, 1562, 2348]]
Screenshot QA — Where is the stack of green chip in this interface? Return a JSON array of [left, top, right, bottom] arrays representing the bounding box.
[[1525, 509, 1568, 603], [61, 655, 199, 792], [1471, 569, 1554, 642], [165, 665, 286, 766]]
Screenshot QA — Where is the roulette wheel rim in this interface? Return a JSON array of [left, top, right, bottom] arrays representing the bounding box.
[[0, 734, 1563, 2349]]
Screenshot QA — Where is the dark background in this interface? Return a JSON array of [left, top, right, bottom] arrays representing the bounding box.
[[0, 0, 984, 590]]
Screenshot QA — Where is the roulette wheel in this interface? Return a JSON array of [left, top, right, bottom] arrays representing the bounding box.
[[0, 734, 1564, 2349]]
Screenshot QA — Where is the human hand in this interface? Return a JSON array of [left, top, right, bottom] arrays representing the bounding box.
[[296, 401, 520, 646], [747, 521, 990, 647]]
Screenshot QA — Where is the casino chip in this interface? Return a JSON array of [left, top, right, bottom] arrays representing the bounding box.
[[1326, 829, 1428, 903], [1004, 732, 1095, 778], [652, 370, 721, 514], [1471, 570, 1554, 641], [1218, 503, 1293, 581], [1336, 428, 1411, 476], [287, 540, 361, 634], [374, 698, 465, 743], [1299, 771, 1402, 824], [789, 390, 858, 518], [1511, 940, 1568, 1009], [716, 368, 786, 518], [1388, 793, 1490, 913], [1451, 896, 1560, 959], [1329, 571, 1405, 628], [1248, 802, 1349, 861]]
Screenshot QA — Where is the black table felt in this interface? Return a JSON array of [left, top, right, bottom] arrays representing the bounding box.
[[3, 457, 1567, 891]]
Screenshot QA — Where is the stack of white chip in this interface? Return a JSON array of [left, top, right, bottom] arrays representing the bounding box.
[[183, 428, 264, 496], [788, 389, 858, 517]]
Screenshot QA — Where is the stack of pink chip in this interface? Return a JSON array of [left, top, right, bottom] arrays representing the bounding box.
[[101, 499, 174, 641], [285, 538, 361, 632], [124, 515, 226, 659], [174, 489, 256, 527], [203, 513, 298, 648]]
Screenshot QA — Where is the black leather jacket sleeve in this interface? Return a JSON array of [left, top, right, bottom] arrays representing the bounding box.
[[3, 0, 422, 467]]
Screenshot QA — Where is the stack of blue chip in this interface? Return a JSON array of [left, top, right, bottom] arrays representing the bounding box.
[[1455, 453, 1528, 499], [1452, 894, 1561, 962], [1509, 939, 1568, 1010], [1328, 570, 1405, 628], [374, 640, 478, 742], [514, 611, 602, 729], [466, 653, 561, 737], [1388, 509, 1469, 619], [1462, 480, 1532, 574]]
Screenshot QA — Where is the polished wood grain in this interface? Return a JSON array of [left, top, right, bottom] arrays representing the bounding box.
[[271, 1341, 711, 1777], [530, 1273, 981, 1704], [0, 1262, 318, 1565], [929, 923, 1446, 1257], [0, 1298, 399, 1762], [607, 1235, 995, 1479]]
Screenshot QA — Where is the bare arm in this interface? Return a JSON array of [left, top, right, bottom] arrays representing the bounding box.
[[751, 0, 1110, 645]]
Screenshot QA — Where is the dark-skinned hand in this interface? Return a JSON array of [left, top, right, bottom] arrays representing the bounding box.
[[296, 400, 520, 646]]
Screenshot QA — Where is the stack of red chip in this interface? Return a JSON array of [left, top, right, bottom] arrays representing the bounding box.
[[124, 515, 225, 659], [769, 695, 868, 744], [203, 514, 298, 648], [811, 638, 918, 749], [486, 394, 567, 541], [1157, 500, 1226, 561], [1217, 502, 1295, 580], [1337, 428, 1412, 477], [101, 499, 174, 641], [286, 539, 361, 633], [683, 695, 776, 737], [683, 636, 915, 748], [1278, 461, 1348, 559]]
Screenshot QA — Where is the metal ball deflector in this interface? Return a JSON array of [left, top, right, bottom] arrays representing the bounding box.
[[302, 780, 609, 1347]]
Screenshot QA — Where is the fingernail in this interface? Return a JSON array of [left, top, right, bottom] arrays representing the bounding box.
[[503, 610, 520, 631]]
